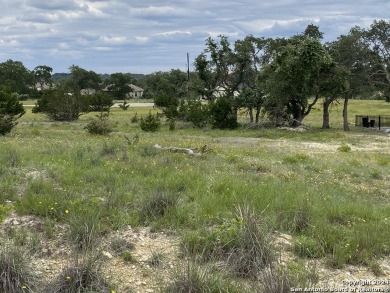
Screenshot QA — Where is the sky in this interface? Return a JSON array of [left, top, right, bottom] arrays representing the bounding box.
[[0, 0, 389, 74]]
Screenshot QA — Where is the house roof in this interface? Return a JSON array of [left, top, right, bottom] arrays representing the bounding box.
[[103, 84, 143, 92]]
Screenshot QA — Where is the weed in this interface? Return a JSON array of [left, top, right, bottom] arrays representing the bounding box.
[[43, 254, 114, 293], [69, 210, 101, 253], [138, 193, 178, 223], [282, 153, 310, 164], [337, 144, 351, 152], [121, 251, 136, 262], [293, 235, 325, 258], [110, 237, 135, 256], [148, 251, 164, 267], [226, 205, 275, 278], [0, 242, 36, 293], [163, 261, 243, 293]]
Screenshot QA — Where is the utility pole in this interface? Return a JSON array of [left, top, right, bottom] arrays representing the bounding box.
[[187, 53, 190, 81]]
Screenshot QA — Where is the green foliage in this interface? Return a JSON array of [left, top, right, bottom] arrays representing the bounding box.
[[121, 251, 136, 262], [140, 111, 161, 132], [293, 235, 325, 258], [209, 97, 238, 129], [337, 144, 352, 152], [130, 112, 139, 123], [182, 206, 275, 279], [163, 261, 243, 293], [44, 255, 113, 293], [154, 94, 179, 118], [0, 242, 36, 293], [186, 99, 210, 128], [138, 193, 178, 223], [84, 112, 113, 135], [0, 91, 25, 135], [88, 92, 113, 111], [32, 89, 89, 121]]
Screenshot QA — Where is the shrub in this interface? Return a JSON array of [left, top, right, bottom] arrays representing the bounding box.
[[0, 242, 36, 293], [140, 111, 161, 132], [88, 92, 113, 112], [32, 89, 90, 121], [0, 91, 25, 135], [154, 94, 179, 119], [130, 112, 139, 123], [337, 144, 351, 152], [84, 112, 113, 135], [186, 99, 209, 128], [209, 97, 238, 129]]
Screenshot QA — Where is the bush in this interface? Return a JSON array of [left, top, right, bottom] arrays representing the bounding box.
[[186, 99, 209, 128], [84, 113, 113, 135], [0, 91, 25, 135], [140, 111, 161, 132], [32, 89, 89, 121], [88, 92, 113, 112], [209, 97, 238, 129], [0, 242, 36, 293], [154, 94, 179, 119]]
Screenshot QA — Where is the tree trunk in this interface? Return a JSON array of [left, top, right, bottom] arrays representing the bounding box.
[[248, 107, 254, 123], [255, 104, 261, 124], [322, 100, 331, 129], [343, 94, 350, 131]]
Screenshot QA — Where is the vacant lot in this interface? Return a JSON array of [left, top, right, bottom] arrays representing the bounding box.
[[0, 99, 389, 292]]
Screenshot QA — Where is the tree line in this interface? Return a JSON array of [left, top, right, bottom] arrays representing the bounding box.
[[0, 19, 389, 134]]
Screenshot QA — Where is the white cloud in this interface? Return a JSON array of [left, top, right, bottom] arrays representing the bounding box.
[[0, 0, 388, 73]]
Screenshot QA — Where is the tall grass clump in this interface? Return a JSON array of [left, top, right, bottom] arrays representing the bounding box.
[[138, 192, 178, 224], [0, 242, 36, 293], [182, 205, 275, 279], [163, 261, 243, 293], [43, 254, 114, 293], [68, 209, 101, 252]]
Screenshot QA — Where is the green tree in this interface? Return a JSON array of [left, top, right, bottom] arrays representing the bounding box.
[[88, 92, 113, 112], [364, 19, 390, 101], [105, 73, 134, 100], [33, 65, 53, 90], [327, 27, 372, 130], [0, 60, 34, 95], [261, 37, 334, 126], [0, 90, 25, 135], [144, 70, 188, 99], [69, 65, 102, 91], [32, 89, 89, 121]]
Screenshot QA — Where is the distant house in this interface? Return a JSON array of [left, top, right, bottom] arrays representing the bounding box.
[[34, 82, 53, 91], [102, 84, 144, 99], [80, 88, 96, 95], [127, 84, 144, 98]]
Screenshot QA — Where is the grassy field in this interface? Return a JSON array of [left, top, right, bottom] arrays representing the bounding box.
[[0, 99, 389, 291]]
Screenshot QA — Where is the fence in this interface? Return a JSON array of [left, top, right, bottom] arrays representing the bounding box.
[[355, 115, 390, 129]]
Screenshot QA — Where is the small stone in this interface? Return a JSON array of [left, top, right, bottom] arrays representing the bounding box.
[[102, 251, 113, 259]]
